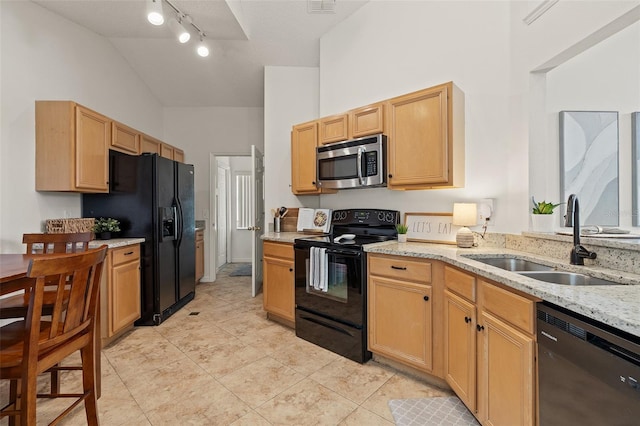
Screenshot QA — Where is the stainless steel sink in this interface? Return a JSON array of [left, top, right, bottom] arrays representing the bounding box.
[[517, 271, 621, 286], [472, 257, 554, 272]]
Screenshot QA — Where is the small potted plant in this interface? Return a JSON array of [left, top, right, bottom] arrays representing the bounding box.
[[93, 217, 121, 240], [531, 197, 561, 233], [396, 223, 409, 243]]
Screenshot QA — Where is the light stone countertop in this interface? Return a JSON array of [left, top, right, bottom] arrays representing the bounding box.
[[364, 241, 640, 338], [89, 238, 145, 249], [260, 232, 640, 337]]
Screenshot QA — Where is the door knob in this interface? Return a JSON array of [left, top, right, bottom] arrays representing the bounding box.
[[255, 226, 261, 231]]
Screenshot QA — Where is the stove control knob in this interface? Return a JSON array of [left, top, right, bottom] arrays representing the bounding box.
[[386, 212, 395, 222], [377, 211, 385, 222], [333, 211, 341, 221]]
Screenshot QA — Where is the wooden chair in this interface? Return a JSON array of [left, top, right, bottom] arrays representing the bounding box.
[[0, 246, 107, 426], [0, 232, 93, 319]]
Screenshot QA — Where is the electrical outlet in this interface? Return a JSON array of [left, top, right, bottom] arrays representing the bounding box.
[[477, 199, 494, 226]]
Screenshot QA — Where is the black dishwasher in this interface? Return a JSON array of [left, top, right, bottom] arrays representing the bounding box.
[[537, 302, 640, 425]]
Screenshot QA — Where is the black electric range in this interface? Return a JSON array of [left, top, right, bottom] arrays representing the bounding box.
[[293, 208, 399, 363]]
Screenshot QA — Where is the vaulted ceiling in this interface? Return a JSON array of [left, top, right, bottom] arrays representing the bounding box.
[[33, 0, 368, 107]]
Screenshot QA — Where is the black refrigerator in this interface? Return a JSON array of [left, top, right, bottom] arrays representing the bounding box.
[[82, 150, 196, 325]]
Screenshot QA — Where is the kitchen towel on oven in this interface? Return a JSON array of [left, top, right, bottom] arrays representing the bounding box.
[[310, 247, 329, 292]]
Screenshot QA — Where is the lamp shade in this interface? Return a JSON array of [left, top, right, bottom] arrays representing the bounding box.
[[452, 203, 478, 227], [169, 18, 190, 43]]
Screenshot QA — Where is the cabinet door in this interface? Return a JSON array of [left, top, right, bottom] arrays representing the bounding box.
[[477, 311, 535, 426], [291, 121, 321, 194], [195, 232, 204, 282], [263, 256, 294, 321], [368, 275, 432, 371], [75, 105, 110, 191], [140, 134, 161, 154], [319, 113, 348, 144], [174, 148, 185, 163], [350, 103, 384, 138], [110, 260, 141, 335], [160, 143, 174, 160], [111, 121, 139, 154], [444, 290, 476, 412], [386, 84, 449, 188]]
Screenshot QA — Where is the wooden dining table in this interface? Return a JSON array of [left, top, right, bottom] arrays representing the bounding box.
[[0, 253, 102, 398]]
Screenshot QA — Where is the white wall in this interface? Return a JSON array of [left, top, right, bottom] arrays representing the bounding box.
[[163, 107, 263, 278], [264, 66, 321, 227], [0, 1, 163, 253], [318, 1, 514, 230], [304, 0, 638, 233], [544, 21, 640, 228]]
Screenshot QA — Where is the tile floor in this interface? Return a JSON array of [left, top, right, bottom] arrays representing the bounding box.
[[1, 263, 451, 425]]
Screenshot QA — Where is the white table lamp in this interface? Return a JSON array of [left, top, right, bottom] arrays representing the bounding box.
[[453, 203, 477, 248]]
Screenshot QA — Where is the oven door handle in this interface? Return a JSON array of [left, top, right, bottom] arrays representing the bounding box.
[[299, 315, 355, 337], [357, 146, 365, 185], [325, 249, 362, 258]]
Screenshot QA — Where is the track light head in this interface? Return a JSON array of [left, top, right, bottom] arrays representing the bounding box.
[[147, 0, 164, 26], [197, 33, 209, 57], [168, 17, 190, 43]]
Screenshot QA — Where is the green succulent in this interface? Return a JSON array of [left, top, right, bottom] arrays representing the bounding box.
[[396, 223, 409, 234], [93, 217, 121, 233], [531, 197, 561, 215]]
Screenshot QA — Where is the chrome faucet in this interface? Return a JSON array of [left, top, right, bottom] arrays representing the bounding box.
[[564, 194, 597, 265]]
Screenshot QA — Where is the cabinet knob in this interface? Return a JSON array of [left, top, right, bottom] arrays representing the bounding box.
[[312, 181, 316, 185], [464, 316, 471, 323], [289, 268, 293, 272], [388, 174, 393, 178], [423, 295, 429, 301], [476, 324, 485, 332]]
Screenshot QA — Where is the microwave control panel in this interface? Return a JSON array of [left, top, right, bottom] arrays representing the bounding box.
[[364, 152, 378, 176]]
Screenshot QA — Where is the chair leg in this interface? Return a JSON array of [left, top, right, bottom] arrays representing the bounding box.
[[21, 367, 38, 426], [80, 344, 100, 426], [8, 379, 19, 426], [50, 364, 61, 395]]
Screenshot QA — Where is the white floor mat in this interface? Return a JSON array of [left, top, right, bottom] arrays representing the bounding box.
[[388, 396, 479, 426]]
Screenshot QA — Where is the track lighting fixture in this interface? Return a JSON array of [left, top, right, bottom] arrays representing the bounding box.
[[197, 33, 209, 57], [145, 0, 209, 58], [146, 0, 164, 26], [168, 16, 190, 43]]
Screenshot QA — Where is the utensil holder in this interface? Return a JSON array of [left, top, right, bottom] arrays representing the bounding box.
[[274, 217, 281, 233]]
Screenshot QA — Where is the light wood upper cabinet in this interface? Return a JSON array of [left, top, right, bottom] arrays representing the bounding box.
[[173, 148, 185, 163], [140, 134, 162, 155], [386, 82, 464, 189], [291, 120, 322, 194], [36, 101, 110, 193], [263, 241, 295, 324], [349, 103, 385, 138], [160, 143, 174, 160], [111, 121, 139, 155], [319, 113, 349, 144]]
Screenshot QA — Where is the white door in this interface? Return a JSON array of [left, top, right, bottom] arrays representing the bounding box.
[[216, 161, 229, 270], [251, 146, 264, 297]]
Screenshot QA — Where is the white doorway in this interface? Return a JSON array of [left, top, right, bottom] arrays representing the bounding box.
[[216, 160, 230, 271]]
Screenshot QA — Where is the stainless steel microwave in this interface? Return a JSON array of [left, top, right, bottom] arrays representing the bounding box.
[[316, 134, 387, 190]]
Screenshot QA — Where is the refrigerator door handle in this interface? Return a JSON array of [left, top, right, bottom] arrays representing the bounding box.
[[173, 206, 179, 241], [176, 199, 183, 245]]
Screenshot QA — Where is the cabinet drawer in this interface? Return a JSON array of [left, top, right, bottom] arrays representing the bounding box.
[[195, 229, 204, 241], [368, 254, 431, 283], [444, 266, 476, 302], [479, 280, 534, 335], [111, 245, 140, 266], [263, 241, 293, 260]]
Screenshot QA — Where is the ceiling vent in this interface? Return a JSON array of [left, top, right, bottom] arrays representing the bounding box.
[[308, 0, 336, 14]]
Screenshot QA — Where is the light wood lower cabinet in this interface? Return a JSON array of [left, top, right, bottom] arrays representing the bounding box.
[[368, 254, 435, 373], [100, 245, 141, 346], [263, 241, 295, 324], [443, 265, 536, 426], [195, 229, 204, 282]]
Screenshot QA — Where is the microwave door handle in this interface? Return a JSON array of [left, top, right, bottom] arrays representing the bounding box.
[[357, 147, 365, 185]]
